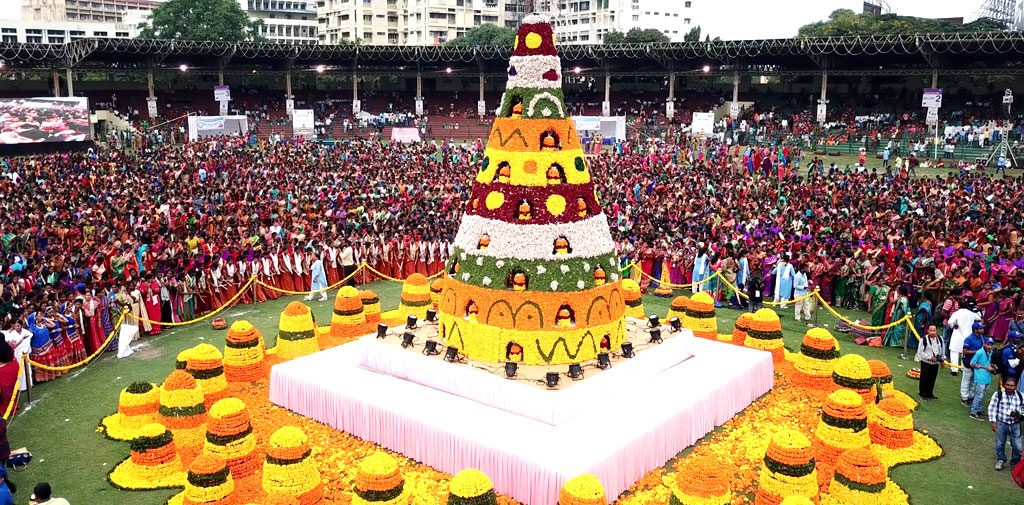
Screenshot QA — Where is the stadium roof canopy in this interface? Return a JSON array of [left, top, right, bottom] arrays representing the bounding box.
[[2, 31, 1024, 78]]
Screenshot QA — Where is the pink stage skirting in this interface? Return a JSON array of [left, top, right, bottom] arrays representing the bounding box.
[[270, 334, 774, 504]]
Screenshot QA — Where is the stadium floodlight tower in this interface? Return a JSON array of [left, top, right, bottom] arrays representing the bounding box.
[[987, 88, 1018, 169]]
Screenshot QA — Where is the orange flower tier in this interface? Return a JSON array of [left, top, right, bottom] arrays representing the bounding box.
[[166, 453, 238, 505], [223, 321, 268, 383], [360, 290, 382, 325], [351, 452, 410, 505], [746, 309, 786, 362], [820, 448, 907, 505], [381, 273, 432, 325], [558, 474, 607, 505], [159, 369, 209, 465], [273, 302, 320, 360], [732, 312, 752, 346], [686, 292, 717, 340], [812, 390, 870, 492], [830, 355, 876, 406], [330, 286, 369, 339], [868, 359, 917, 411], [754, 429, 819, 505], [666, 295, 689, 328], [205, 398, 261, 481], [667, 456, 731, 505], [621, 279, 644, 319], [262, 426, 323, 505]]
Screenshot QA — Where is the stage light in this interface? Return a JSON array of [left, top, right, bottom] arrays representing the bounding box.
[[251, 69, 257, 74], [621, 342, 635, 358], [401, 332, 415, 348], [315, 64, 326, 73], [407, 314, 418, 329], [669, 317, 681, 331], [545, 371, 560, 388], [505, 361, 518, 378], [376, 323, 388, 339], [647, 315, 660, 328], [649, 328, 663, 344], [573, 66, 581, 74], [179, 64, 188, 72], [426, 309, 437, 322], [597, 352, 611, 370], [445, 67, 452, 74], [702, 65, 711, 73], [568, 363, 584, 380], [444, 346, 460, 362], [423, 339, 440, 356]]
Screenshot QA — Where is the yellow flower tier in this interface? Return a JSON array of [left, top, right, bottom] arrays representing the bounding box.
[[746, 308, 785, 362], [820, 448, 908, 505], [381, 273, 432, 325], [754, 429, 819, 505], [159, 370, 208, 466], [868, 359, 917, 411], [205, 398, 261, 481], [360, 290, 382, 325], [448, 469, 498, 505], [186, 343, 228, 410], [666, 456, 731, 505], [868, 398, 942, 467], [262, 426, 323, 505], [558, 474, 607, 505], [330, 286, 369, 338], [792, 328, 840, 391], [166, 453, 237, 505], [108, 422, 186, 490], [351, 452, 411, 505], [687, 292, 717, 340], [621, 279, 644, 319], [831, 354, 876, 406], [273, 302, 320, 360], [99, 381, 160, 441], [812, 390, 870, 492], [667, 295, 689, 327], [223, 321, 267, 383]]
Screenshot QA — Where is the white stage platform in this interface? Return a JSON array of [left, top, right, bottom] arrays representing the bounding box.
[[269, 333, 773, 504]]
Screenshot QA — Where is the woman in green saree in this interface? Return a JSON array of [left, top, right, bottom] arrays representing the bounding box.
[[884, 285, 910, 347]]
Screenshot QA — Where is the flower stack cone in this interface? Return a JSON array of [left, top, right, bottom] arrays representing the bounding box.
[[732, 312, 752, 346], [830, 354, 876, 406], [812, 390, 871, 491], [821, 448, 907, 505], [360, 290, 382, 325], [686, 291, 717, 339], [186, 343, 228, 410], [746, 308, 786, 362], [558, 474, 607, 505], [204, 398, 261, 482], [430, 279, 444, 311], [448, 468, 498, 505], [382, 273, 432, 324], [166, 453, 237, 505], [666, 295, 689, 326], [177, 348, 194, 370], [653, 269, 674, 297], [667, 456, 731, 505], [223, 320, 267, 383], [262, 426, 323, 505], [868, 396, 942, 467], [868, 359, 917, 411], [351, 451, 409, 505], [273, 302, 320, 360], [754, 429, 819, 505], [108, 422, 186, 490], [792, 328, 841, 391], [159, 369, 209, 465], [330, 286, 367, 339], [622, 279, 645, 319], [100, 381, 160, 441]]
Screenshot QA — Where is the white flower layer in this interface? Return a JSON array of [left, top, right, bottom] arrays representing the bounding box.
[[507, 56, 562, 90], [453, 214, 616, 260], [522, 13, 550, 25]]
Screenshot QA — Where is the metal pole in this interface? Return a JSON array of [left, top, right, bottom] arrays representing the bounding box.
[[65, 67, 74, 96], [285, 68, 293, 99], [218, 69, 224, 87], [147, 68, 155, 99], [416, 71, 422, 97], [668, 72, 675, 101], [52, 71, 60, 97], [932, 69, 939, 162], [900, 318, 911, 360], [352, 69, 358, 102], [478, 72, 485, 103]]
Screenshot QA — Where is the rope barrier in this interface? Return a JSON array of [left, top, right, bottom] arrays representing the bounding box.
[[361, 263, 444, 283], [254, 264, 367, 295], [28, 310, 127, 372], [126, 276, 256, 327], [2, 356, 24, 421]]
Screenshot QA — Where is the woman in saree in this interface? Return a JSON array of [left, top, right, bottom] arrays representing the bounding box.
[[869, 282, 891, 328], [883, 285, 910, 347]]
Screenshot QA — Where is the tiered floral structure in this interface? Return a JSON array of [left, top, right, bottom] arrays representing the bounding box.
[[167, 453, 237, 505], [686, 292, 717, 339], [830, 355, 876, 406], [360, 290, 382, 325], [448, 469, 498, 505], [792, 328, 841, 390], [430, 279, 444, 311], [732, 312, 752, 346], [159, 369, 209, 464], [273, 302, 320, 360], [666, 296, 689, 328], [621, 279, 644, 319], [262, 426, 322, 505], [186, 343, 229, 410], [330, 286, 368, 338], [205, 397, 261, 481], [176, 348, 193, 370], [821, 448, 907, 505], [666, 456, 731, 505], [746, 308, 786, 362], [558, 474, 608, 505], [868, 359, 917, 411], [438, 14, 626, 365], [868, 398, 942, 467], [754, 429, 819, 505], [351, 452, 409, 505], [108, 422, 186, 490], [100, 381, 160, 441], [223, 321, 268, 383], [812, 390, 870, 491], [382, 273, 432, 324]]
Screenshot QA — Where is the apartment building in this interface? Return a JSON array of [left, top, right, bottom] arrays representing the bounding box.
[[242, 0, 319, 44], [536, 0, 697, 44], [22, 0, 161, 23]]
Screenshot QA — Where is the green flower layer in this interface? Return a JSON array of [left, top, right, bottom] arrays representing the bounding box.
[[451, 247, 618, 293]]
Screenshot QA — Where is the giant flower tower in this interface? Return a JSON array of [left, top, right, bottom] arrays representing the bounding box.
[[438, 13, 626, 365]]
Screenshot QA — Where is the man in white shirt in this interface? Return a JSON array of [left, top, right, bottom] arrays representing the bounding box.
[[947, 301, 982, 377], [339, 240, 356, 287]]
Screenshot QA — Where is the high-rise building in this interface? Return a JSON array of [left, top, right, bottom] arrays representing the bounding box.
[[22, 0, 162, 23], [241, 0, 318, 44], [536, 0, 698, 44], [317, 0, 528, 46]]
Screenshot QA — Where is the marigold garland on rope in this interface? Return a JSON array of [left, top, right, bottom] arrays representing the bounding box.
[[223, 321, 268, 383], [559, 474, 607, 505], [108, 422, 187, 490], [754, 429, 819, 505], [271, 302, 320, 360], [812, 390, 870, 492], [99, 381, 160, 441], [186, 344, 229, 410]]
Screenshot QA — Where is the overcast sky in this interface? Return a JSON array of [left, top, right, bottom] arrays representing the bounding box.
[[1, 0, 986, 39]]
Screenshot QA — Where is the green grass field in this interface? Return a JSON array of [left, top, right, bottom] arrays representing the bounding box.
[[8, 281, 1018, 503]]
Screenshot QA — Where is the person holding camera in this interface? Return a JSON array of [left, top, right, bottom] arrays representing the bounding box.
[[988, 376, 1024, 471]]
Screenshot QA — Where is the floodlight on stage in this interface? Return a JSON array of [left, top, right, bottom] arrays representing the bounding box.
[[669, 317, 681, 331], [179, 64, 188, 72], [621, 342, 635, 358], [545, 371, 560, 388], [568, 363, 584, 380], [426, 309, 437, 322], [702, 65, 711, 73], [649, 328, 663, 344], [407, 314, 418, 329], [597, 352, 611, 370], [315, 64, 326, 73], [377, 323, 388, 339], [401, 332, 415, 348], [647, 315, 660, 328], [446, 67, 452, 74], [423, 339, 440, 356], [444, 346, 460, 363], [505, 361, 518, 378]]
